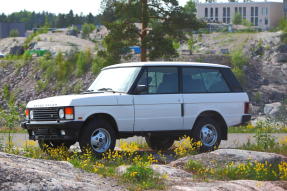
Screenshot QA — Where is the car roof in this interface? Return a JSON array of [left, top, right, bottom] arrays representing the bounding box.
[[103, 62, 230, 69]]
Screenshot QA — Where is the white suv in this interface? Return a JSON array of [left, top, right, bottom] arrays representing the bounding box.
[[22, 62, 251, 155]]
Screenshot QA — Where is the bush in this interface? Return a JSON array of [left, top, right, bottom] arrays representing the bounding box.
[[9, 29, 20, 37], [230, 49, 248, 84], [232, 13, 242, 25], [82, 23, 96, 39]]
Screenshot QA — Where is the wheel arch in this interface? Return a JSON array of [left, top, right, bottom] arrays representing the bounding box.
[[193, 110, 228, 140], [81, 113, 119, 136]]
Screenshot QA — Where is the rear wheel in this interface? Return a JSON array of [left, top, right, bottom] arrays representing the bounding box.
[[145, 136, 174, 151], [79, 118, 116, 157], [38, 140, 75, 150], [191, 117, 222, 152]]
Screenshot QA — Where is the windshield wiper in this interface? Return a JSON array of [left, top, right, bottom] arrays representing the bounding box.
[[82, 90, 102, 94], [97, 88, 124, 93]]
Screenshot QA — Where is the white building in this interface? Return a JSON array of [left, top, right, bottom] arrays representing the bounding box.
[[196, 2, 284, 30]]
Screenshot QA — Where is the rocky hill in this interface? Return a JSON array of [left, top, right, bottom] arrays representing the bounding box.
[[0, 31, 286, 117]]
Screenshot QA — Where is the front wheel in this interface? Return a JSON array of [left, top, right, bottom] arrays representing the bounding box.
[[145, 136, 174, 151], [79, 118, 116, 157], [191, 117, 222, 152]]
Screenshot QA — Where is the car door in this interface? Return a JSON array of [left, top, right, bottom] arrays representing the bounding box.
[[133, 66, 183, 132]]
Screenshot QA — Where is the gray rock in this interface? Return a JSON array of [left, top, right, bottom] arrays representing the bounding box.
[[264, 102, 282, 117], [0, 152, 127, 191], [116, 164, 192, 179], [169, 180, 287, 191], [151, 164, 192, 179], [170, 149, 287, 168], [275, 53, 287, 62]]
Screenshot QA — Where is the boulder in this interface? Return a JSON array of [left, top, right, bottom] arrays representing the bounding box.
[[0, 152, 126, 191], [277, 44, 287, 53], [169, 180, 287, 191], [275, 53, 287, 62], [264, 102, 282, 117], [0, 37, 26, 55], [170, 149, 287, 168], [116, 164, 192, 179]]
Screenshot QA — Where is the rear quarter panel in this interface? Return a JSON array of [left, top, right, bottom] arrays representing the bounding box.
[[183, 92, 249, 129]]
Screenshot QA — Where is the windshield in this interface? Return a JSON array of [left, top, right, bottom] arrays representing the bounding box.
[[88, 67, 141, 93]]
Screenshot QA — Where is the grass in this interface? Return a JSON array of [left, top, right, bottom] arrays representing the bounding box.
[[0, 127, 26, 133]]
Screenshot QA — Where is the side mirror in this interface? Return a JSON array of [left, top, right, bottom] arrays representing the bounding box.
[[134, 85, 147, 94]]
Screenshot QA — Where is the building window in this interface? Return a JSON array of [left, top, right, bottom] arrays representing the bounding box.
[[210, 8, 213, 20], [265, 18, 268, 25], [223, 7, 226, 23], [243, 7, 246, 19], [215, 8, 218, 21], [251, 7, 259, 26], [227, 7, 231, 23], [205, 7, 208, 18], [235, 7, 238, 13]]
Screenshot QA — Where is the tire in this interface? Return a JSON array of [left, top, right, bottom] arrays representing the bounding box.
[[145, 136, 174, 151], [79, 118, 116, 157], [191, 117, 222, 152], [38, 140, 75, 150]]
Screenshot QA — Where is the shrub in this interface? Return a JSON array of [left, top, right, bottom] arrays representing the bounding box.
[[82, 23, 96, 39], [230, 49, 248, 84], [232, 13, 242, 25], [9, 29, 20, 37]]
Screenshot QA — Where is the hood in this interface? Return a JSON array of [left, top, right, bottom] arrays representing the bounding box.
[[27, 93, 119, 108]]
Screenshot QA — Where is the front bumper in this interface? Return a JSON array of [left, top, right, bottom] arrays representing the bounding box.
[[21, 121, 84, 141]]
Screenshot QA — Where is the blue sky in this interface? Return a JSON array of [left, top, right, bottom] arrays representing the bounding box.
[[0, 0, 283, 15]]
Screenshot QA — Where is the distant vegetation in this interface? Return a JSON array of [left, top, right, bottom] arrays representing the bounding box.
[[0, 10, 100, 30]]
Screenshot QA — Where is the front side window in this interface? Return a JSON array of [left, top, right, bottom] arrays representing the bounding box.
[[183, 68, 230, 93], [137, 67, 179, 94], [88, 67, 141, 93]]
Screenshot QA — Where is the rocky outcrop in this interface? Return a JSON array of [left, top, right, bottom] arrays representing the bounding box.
[[1, 149, 287, 191], [0, 152, 126, 191], [170, 149, 287, 168], [169, 180, 287, 191], [30, 33, 96, 55], [264, 102, 283, 117], [0, 37, 25, 55]]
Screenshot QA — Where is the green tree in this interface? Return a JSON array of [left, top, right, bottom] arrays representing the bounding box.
[[82, 23, 96, 39], [9, 29, 20, 37], [100, 0, 204, 63], [232, 12, 242, 25]]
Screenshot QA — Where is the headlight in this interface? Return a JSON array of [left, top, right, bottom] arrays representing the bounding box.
[[59, 109, 65, 119], [58, 107, 74, 120], [30, 110, 34, 120]]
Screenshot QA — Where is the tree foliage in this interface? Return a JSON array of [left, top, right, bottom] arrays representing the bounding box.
[[232, 12, 242, 25], [0, 10, 101, 30], [82, 23, 96, 39], [100, 0, 205, 63], [9, 29, 20, 37]]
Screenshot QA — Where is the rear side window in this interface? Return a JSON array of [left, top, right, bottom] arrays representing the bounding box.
[[137, 67, 179, 94], [220, 68, 243, 92], [183, 67, 230, 93]]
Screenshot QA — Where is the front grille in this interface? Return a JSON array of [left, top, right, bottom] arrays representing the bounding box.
[[34, 128, 60, 136], [32, 108, 59, 121]]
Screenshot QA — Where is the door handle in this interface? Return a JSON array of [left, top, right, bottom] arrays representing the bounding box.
[[181, 103, 184, 117]]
